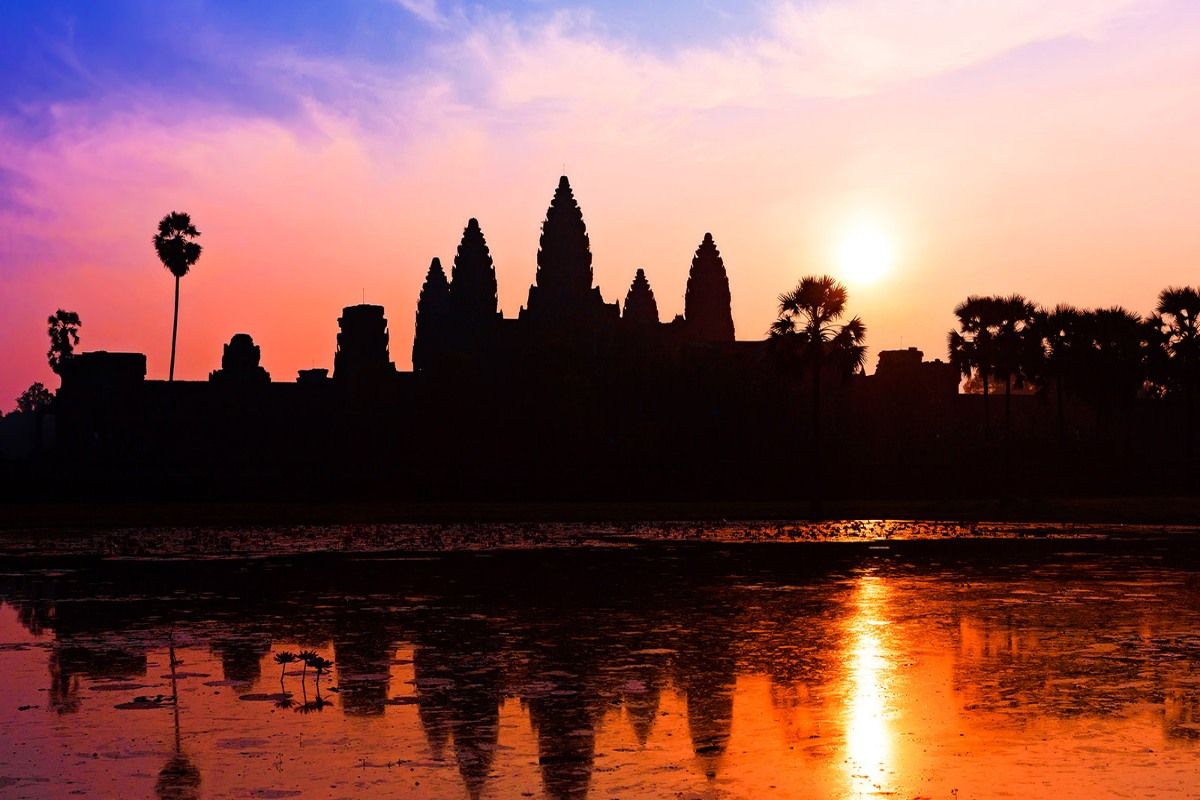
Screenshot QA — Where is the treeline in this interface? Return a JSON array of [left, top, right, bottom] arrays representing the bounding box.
[[947, 288, 1198, 451]]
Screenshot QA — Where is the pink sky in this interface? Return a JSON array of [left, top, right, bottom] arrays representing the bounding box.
[[2, 0, 1199, 407]]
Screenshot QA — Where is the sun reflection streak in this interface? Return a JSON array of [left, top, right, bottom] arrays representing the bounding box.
[[843, 574, 894, 797]]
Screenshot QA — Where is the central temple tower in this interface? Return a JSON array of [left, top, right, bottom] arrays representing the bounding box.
[[520, 176, 618, 327]]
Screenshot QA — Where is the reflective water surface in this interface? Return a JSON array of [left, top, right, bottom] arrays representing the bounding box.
[[2, 530, 1200, 798]]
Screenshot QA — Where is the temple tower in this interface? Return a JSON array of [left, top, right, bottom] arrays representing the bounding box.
[[683, 233, 734, 342], [623, 268, 660, 326], [521, 176, 618, 326], [413, 257, 451, 372], [449, 219, 499, 328], [209, 333, 270, 384], [334, 304, 395, 381]]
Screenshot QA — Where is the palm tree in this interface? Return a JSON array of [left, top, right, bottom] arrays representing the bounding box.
[[769, 275, 866, 511], [1076, 307, 1152, 448], [1154, 286, 1200, 460], [273, 651, 299, 694], [949, 296, 1000, 437], [992, 294, 1039, 436], [47, 309, 82, 375], [1031, 304, 1084, 446], [948, 295, 1037, 438], [153, 212, 202, 382]]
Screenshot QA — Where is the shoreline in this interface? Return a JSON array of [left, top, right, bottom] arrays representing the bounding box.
[[2, 494, 1199, 533]]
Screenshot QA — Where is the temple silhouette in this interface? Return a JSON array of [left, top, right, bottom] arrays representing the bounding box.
[[5, 175, 1193, 501]]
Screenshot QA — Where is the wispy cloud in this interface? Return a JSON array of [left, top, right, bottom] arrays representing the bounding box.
[[1, 0, 1197, 408], [393, 0, 447, 28], [434, 0, 1146, 118]]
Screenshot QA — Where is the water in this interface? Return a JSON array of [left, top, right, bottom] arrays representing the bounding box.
[[1, 527, 1199, 798]]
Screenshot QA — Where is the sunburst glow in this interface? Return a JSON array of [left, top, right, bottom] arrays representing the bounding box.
[[837, 222, 894, 286]]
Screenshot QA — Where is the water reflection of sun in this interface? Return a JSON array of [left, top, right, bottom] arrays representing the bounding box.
[[844, 574, 894, 797]]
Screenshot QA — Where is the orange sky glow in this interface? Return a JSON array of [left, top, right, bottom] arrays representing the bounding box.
[[2, 0, 1199, 405]]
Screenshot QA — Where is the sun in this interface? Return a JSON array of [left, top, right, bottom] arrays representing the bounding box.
[[836, 222, 894, 286]]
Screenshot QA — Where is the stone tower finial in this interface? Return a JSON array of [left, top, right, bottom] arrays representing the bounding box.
[[413, 257, 451, 372], [623, 268, 659, 326], [684, 233, 734, 342], [449, 219, 499, 325], [524, 176, 597, 323]]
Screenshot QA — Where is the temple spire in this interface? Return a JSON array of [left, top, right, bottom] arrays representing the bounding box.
[[536, 176, 592, 297], [413, 257, 451, 372], [623, 268, 659, 326], [684, 233, 734, 342], [449, 218, 499, 326], [523, 175, 612, 325]]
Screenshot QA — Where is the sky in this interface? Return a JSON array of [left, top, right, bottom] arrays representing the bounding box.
[[2, 0, 1199, 406]]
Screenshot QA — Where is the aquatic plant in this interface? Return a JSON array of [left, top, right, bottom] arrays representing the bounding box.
[[310, 656, 334, 697], [297, 650, 319, 688], [273, 651, 299, 693]]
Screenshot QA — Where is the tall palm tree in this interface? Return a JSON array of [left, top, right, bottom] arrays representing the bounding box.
[[1155, 286, 1200, 460], [1031, 304, 1084, 446], [1076, 307, 1152, 449], [948, 296, 1000, 437], [769, 275, 866, 511], [948, 295, 1037, 438], [992, 294, 1039, 436], [153, 212, 202, 382]]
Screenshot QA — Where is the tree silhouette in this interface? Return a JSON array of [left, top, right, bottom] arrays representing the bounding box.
[[949, 296, 1001, 437], [993, 294, 1039, 436], [623, 268, 659, 326], [769, 275, 866, 512], [1154, 286, 1200, 460], [16, 382, 53, 414], [153, 212, 202, 382], [47, 309, 81, 375], [1031, 304, 1085, 446], [413, 257, 452, 372], [684, 233, 734, 342], [1076, 307, 1152, 441]]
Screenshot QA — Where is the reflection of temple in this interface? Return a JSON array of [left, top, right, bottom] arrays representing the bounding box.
[[6, 545, 1200, 798], [412, 617, 504, 800]]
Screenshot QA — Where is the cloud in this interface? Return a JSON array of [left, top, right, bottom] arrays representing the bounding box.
[[393, 0, 446, 28], [2, 0, 1197, 408], [427, 0, 1146, 120], [766, 0, 1144, 92]]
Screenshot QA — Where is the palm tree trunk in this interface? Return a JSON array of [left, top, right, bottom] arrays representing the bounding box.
[[1055, 376, 1065, 445], [810, 356, 823, 519], [1187, 378, 1196, 466], [169, 275, 180, 382], [1004, 376, 1012, 437], [982, 372, 990, 439]]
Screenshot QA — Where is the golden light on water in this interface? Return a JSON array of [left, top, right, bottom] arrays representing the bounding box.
[[844, 574, 895, 797]]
